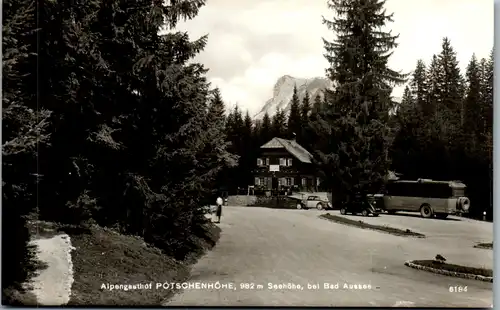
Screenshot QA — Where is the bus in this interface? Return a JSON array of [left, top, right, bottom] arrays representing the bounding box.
[[382, 179, 470, 219]]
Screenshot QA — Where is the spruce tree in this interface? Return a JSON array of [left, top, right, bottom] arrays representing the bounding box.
[[35, 0, 228, 259], [202, 88, 238, 200], [399, 86, 414, 118], [312, 0, 406, 198], [271, 109, 287, 138], [299, 91, 311, 144], [311, 94, 323, 115], [438, 38, 465, 119], [464, 54, 482, 144], [287, 85, 302, 139], [2, 0, 49, 298], [390, 85, 422, 177], [426, 54, 443, 117], [300, 91, 311, 124], [243, 111, 253, 140], [260, 112, 272, 144], [410, 60, 429, 116], [479, 51, 493, 138]]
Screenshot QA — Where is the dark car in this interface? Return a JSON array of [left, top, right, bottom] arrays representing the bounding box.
[[339, 194, 381, 217]]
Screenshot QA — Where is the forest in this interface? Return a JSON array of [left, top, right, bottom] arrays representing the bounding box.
[[2, 0, 492, 302], [223, 38, 492, 224]]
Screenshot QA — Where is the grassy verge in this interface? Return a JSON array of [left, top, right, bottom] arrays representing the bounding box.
[[411, 260, 492, 277], [319, 213, 425, 238], [40, 222, 219, 306], [474, 242, 493, 250]]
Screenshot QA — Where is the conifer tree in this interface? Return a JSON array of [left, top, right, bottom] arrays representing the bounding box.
[[299, 91, 311, 144], [410, 60, 429, 115], [399, 86, 414, 118], [479, 51, 493, 138], [311, 0, 406, 198], [300, 91, 311, 125], [243, 111, 253, 140], [260, 112, 272, 144], [426, 54, 443, 117], [2, 0, 50, 298], [464, 54, 482, 143], [34, 0, 228, 259], [311, 94, 323, 115], [437, 38, 465, 121], [271, 109, 287, 138], [287, 85, 302, 139]]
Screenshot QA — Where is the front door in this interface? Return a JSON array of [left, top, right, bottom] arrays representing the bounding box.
[[272, 177, 278, 190]]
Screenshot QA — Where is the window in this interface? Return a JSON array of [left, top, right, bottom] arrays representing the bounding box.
[[257, 158, 263, 166], [265, 158, 270, 165], [278, 178, 283, 186], [279, 158, 286, 166], [301, 178, 306, 186], [255, 177, 260, 185], [260, 178, 265, 186], [286, 177, 292, 186], [387, 181, 452, 198], [453, 188, 465, 197], [287, 158, 293, 166], [316, 178, 320, 186]]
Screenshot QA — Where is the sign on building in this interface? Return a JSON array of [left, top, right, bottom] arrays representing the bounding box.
[[269, 165, 280, 172]]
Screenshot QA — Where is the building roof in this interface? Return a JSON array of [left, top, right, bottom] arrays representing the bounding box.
[[260, 137, 314, 163]]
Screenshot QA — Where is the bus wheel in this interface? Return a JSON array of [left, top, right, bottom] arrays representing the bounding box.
[[420, 204, 433, 218]]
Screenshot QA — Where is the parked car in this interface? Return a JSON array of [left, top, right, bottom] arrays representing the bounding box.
[[339, 194, 381, 217], [290, 194, 332, 210]]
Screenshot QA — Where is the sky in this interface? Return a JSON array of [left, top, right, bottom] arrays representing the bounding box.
[[175, 0, 493, 115]]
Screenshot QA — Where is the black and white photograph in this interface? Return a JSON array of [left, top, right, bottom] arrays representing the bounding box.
[[2, 0, 494, 307]]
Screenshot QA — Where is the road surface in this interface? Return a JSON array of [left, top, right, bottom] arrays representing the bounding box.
[[166, 207, 493, 307]]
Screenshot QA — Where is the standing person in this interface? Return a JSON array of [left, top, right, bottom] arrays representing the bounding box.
[[215, 196, 223, 223]]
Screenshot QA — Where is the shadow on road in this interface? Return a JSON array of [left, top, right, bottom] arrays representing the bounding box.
[[384, 213, 462, 222]]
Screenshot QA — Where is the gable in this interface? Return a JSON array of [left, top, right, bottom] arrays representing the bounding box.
[[260, 137, 313, 163], [260, 138, 285, 149]]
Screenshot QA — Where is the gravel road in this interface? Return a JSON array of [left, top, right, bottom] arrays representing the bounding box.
[[29, 234, 75, 305], [166, 207, 493, 307]]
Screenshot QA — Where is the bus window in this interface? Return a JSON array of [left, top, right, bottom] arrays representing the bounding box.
[[415, 182, 451, 198], [387, 182, 407, 196], [452, 187, 465, 197]]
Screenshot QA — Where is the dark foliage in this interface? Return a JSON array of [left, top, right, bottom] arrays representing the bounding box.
[[307, 0, 406, 200], [391, 38, 493, 220], [2, 0, 47, 298], [4, 0, 237, 298]]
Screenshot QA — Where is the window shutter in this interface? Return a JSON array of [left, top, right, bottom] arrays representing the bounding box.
[[255, 177, 259, 185], [288, 158, 292, 166], [291, 177, 294, 185]]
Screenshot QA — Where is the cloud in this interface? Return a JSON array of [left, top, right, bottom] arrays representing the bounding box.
[[176, 0, 493, 115]]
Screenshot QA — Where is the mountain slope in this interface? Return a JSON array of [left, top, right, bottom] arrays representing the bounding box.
[[254, 75, 332, 119], [253, 75, 402, 119]]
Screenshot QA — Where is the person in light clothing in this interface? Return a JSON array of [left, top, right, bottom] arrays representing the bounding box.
[[215, 196, 223, 223]]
